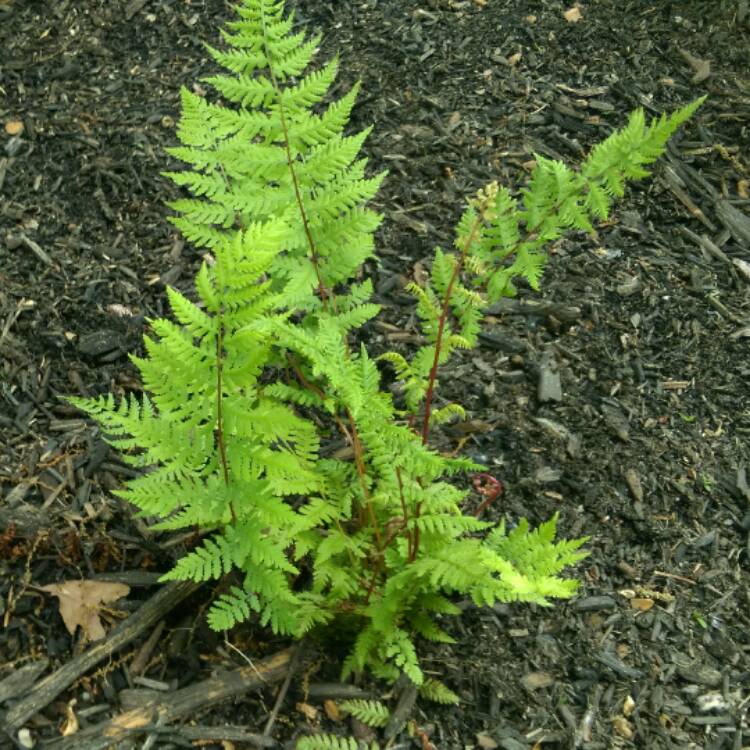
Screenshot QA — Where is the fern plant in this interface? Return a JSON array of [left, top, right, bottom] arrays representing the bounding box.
[[67, 0, 703, 694]]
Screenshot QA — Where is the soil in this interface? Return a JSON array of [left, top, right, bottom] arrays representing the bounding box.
[[1, 0, 750, 748]]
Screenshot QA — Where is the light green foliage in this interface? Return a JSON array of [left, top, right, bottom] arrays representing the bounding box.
[[394, 97, 705, 411], [339, 700, 390, 728], [67, 0, 701, 696], [295, 699, 388, 750], [297, 736, 379, 750], [161, 0, 386, 310], [419, 678, 460, 705]]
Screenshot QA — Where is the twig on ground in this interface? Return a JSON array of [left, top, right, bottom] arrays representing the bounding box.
[[44, 646, 303, 750], [2, 580, 198, 733], [263, 641, 305, 738]]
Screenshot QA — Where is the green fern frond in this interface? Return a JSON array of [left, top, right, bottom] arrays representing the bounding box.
[[343, 628, 379, 681], [297, 735, 379, 750], [280, 53, 337, 109], [289, 83, 362, 149], [339, 700, 390, 728], [162, 0, 385, 314], [160, 535, 235, 582], [408, 611, 456, 644], [384, 629, 423, 685], [408, 513, 488, 536], [270, 33, 323, 81], [378, 351, 412, 380], [430, 247, 456, 297], [419, 678, 460, 705], [166, 198, 236, 228], [429, 402, 466, 426], [583, 97, 705, 189], [204, 72, 276, 108], [207, 586, 259, 630], [162, 169, 227, 198], [486, 513, 589, 580], [166, 216, 227, 249], [415, 593, 462, 616], [165, 286, 217, 339], [203, 43, 267, 76]]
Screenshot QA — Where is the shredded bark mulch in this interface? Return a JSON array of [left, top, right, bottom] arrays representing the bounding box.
[[1, 0, 749, 748]]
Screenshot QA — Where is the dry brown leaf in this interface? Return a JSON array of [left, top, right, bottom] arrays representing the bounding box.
[[630, 597, 655, 612], [296, 702, 318, 721], [107, 712, 150, 734], [323, 699, 342, 722], [507, 52, 523, 67], [563, 5, 583, 22], [612, 716, 634, 739], [60, 699, 79, 736], [41, 580, 130, 642]]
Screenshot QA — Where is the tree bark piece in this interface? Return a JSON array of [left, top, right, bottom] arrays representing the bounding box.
[[715, 199, 750, 247], [165, 724, 277, 745], [484, 297, 582, 323], [2, 580, 198, 733], [384, 678, 418, 740], [46, 647, 298, 750], [537, 349, 562, 403], [0, 660, 49, 704]]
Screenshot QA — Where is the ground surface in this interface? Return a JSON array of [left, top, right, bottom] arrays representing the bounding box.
[[1, 0, 750, 748]]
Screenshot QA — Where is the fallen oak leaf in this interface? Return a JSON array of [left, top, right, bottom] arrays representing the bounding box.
[[40, 580, 130, 642]]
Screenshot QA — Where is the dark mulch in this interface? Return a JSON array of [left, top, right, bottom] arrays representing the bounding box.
[[1, 0, 749, 748]]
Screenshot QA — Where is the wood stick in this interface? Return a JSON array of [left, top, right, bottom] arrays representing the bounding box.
[[263, 642, 303, 737], [46, 647, 298, 750], [155, 724, 276, 746]]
